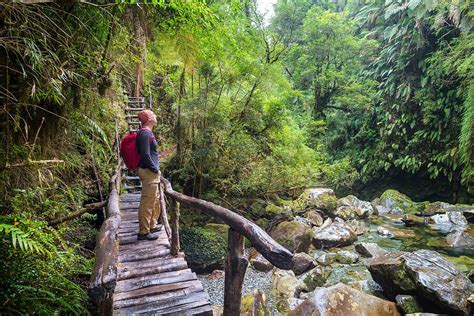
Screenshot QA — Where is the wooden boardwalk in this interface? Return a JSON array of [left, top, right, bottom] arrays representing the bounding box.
[[112, 193, 212, 315]]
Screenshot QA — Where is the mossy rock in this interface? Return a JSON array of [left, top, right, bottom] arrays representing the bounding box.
[[271, 221, 313, 253], [249, 199, 269, 219], [379, 189, 427, 215], [290, 188, 337, 215], [180, 227, 227, 273]]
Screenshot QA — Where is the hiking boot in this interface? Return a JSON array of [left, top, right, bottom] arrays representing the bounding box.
[[137, 232, 159, 241], [150, 224, 163, 233]]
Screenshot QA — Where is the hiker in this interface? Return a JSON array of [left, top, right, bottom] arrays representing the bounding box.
[[136, 109, 162, 240]]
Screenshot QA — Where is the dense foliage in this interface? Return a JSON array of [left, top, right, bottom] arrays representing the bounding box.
[[0, 0, 472, 313]]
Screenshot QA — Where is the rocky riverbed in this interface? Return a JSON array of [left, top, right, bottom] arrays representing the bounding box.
[[186, 188, 474, 315]]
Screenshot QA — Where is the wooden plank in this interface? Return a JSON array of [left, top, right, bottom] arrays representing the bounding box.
[[118, 247, 171, 263], [119, 235, 169, 246], [114, 289, 208, 314], [144, 301, 212, 315], [115, 269, 193, 293], [118, 260, 188, 280], [118, 255, 183, 271], [118, 241, 170, 254], [114, 279, 201, 302], [119, 241, 169, 261]]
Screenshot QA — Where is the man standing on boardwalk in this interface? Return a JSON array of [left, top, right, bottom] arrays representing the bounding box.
[[136, 110, 162, 240]]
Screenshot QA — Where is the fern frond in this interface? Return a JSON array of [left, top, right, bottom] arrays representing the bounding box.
[[0, 223, 50, 257], [81, 114, 111, 150]]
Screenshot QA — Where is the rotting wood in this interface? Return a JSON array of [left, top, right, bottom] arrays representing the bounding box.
[[223, 229, 248, 316], [170, 198, 180, 256], [161, 177, 294, 270]]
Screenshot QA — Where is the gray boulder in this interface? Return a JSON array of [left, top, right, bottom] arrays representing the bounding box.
[[292, 252, 316, 275], [334, 195, 374, 220], [368, 249, 474, 315], [288, 283, 400, 316], [305, 210, 324, 226], [446, 228, 474, 248], [272, 269, 300, 313], [314, 251, 336, 266], [312, 218, 357, 249], [430, 211, 468, 232], [335, 250, 359, 264], [292, 188, 337, 214], [355, 242, 387, 258]]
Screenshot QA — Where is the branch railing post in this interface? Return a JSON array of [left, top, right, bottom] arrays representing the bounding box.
[[223, 229, 248, 316], [158, 182, 172, 239], [88, 159, 122, 316], [170, 198, 180, 256]]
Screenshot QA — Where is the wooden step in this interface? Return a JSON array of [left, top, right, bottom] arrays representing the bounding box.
[[125, 107, 146, 111]]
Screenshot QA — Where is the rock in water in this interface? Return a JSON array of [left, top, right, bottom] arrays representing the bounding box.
[[355, 242, 387, 258], [446, 228, 474, 248], [314, 251, 336, 266], [272, 269, 300, 313], [335, 195, 374, 220], [241, 289, 270, 316], [402, 214, 427, 227], [376, 189, 426, 215], [430, 211, 468, 232], [292, 252, 316, 275], [270, 220, 313, 253], [288, 283, 400, 316], [377, 224, 416, 238], [368, 249, 474, 315], [312, 217, 357, 248], [335, 250, 359, 264]]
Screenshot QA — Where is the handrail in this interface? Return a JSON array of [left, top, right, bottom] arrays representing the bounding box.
[[88, 159, 122, 315], [161, 177, 294, 270]]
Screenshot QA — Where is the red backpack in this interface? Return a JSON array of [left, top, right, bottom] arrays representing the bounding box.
[[120, 129, 144, 171]]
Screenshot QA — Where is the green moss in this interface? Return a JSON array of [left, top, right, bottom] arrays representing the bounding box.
[[266, 204, 283, 215], [180, 227, 227, 271], [204, 223, 229, 241]]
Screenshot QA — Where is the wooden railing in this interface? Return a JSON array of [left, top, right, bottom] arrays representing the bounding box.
[[88, 162, 295, 316], [160, 177, 295, 316], [88, 160, 122, 315]]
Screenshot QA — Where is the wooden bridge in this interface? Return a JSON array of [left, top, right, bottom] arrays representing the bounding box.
[[88, 97, 295, 315]]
